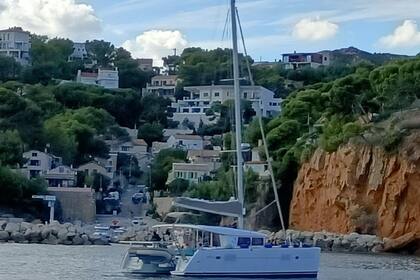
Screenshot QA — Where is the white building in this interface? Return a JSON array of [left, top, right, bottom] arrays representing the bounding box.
[[144, 75, 178, 100], [95, 153, 118, 180], [0, 27, 31, 65], [22, 150, 62, 179], [169, 85, 282, 129], [44, 165, 77, 187], [166, 135, 204, 150], [77, 161, 109, 179], [282, 52, 330, 70], [76, 68, 119, 89], [69, 42, 88, 61], [187, 149, 221, 171], [244, 147, 269, 179], [167, 163, 215, 185]]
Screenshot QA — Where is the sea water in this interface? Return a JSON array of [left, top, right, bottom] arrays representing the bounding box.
[[0, 243, 419, 280]]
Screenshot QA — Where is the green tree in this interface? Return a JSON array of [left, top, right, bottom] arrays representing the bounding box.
[[0, 55, 21, 81], [137, 123, 163, 146], [0, 130, 24, 166], [85, 40, 115, 67]]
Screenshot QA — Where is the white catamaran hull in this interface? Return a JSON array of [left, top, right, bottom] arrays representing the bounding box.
[[171, 246, 320, 278]]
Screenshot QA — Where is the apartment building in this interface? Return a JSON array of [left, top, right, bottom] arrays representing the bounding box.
[[69, 42, 88, 61], [144, 75, 178, 100], [0, 27, 31, 65], [169, 85, 282, 128]]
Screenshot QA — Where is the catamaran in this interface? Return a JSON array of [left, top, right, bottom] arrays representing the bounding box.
[[165, 0, 321, 277], [121, 0, 321, 277]]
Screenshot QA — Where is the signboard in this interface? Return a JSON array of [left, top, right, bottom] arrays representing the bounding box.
[[32, 195, 56, 201]]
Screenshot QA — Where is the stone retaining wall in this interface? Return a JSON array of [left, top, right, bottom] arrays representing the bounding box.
[[0, 220, 108, 245], [267, 229, 384, 253]]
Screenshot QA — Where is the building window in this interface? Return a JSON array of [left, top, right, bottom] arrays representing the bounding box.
[[59, 167, 64, 173], [203, 92, 209, 97], [30, 160, 40, 166], [182, 108, 189, 113], [243, 92, 248, 99], [214, 92, 220, 97], [121, 146, 130, 151], [32, 152, 37, 157]]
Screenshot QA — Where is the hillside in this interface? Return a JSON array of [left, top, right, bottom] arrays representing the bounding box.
[[321, 46, 413, 66]]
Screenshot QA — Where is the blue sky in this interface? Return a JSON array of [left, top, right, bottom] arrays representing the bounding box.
[[1, 0, 420, 64]]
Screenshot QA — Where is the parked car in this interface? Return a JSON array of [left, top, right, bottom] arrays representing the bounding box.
[[131, 192, 144, 204], [131, 216, 146, 226]]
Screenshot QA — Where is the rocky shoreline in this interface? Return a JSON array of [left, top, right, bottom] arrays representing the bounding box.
[[267, 229, 385, 253], [0, 220, 109, 245], [1, 219, 401, 255]]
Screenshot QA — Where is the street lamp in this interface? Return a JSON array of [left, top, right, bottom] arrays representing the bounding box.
[[147, 164, 152, 189]]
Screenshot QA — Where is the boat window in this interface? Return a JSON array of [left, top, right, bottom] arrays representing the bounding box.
[[237, 237, 251, 248], [252, 238, 264, 246]]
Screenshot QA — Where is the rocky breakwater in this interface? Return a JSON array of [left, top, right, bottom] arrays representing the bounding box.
[[0, 220, 109, 245], [268, 229, 384, 253], [290, 133, 420, 253]]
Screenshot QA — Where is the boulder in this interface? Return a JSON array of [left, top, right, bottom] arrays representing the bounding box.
[[11, 232, 25, 243], [72, 235, 84, 245], [41, 227, 52, 239], [0, 220, 8, 230], [63, 240, 73, 245], [93, 238, 109, 245], [0, 231, 10, 241], [57, 228, 69, 242], [66, 231, 76, 239], [42, 235, 58, 245], [81, 234, 91, 245], [316, 238, 333, 251], [382, 232, 419, 252], [5, 222, 20, 233], [343, 232, 360, 243], [20, 222, 33, 232], [63, 222, 73, 229]]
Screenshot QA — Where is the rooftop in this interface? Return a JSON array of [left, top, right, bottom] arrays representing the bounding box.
[[173, 134, 203, 141], [132, 139, 147, 146], [173, 163, 213, 172], [0, 27, 29, 34], [187, 149, 220, 158]]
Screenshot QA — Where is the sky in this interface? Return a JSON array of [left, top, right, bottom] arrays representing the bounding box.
[[1, 0, 420, 65]]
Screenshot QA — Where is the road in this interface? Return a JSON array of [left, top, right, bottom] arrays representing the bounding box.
[[96, 184, 149, 228]]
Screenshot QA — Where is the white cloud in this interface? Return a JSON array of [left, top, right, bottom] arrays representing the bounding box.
[[292, 18, 338, 41], [122, 30, 188, 67], [0, 0, 101, 41], [379, 20, 420, 48]]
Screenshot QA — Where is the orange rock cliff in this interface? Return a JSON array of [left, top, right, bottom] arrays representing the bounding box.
[[289, 133, 420, 239]]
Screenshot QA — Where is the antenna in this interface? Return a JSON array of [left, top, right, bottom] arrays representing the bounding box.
[[173, 48, 177, 56]]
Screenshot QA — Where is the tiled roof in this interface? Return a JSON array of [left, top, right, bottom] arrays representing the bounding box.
[[173, 163, 213, 172], [187, 149, 220, 158], [80, 72, 97, 78], [173, 134, 202, 141], [132, 139, 147, 146]]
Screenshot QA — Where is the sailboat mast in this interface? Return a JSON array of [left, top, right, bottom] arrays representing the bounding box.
[[230, 0, 244, 229]]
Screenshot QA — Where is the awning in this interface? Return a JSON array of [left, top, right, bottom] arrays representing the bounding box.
[[173, 197, 243, 217]]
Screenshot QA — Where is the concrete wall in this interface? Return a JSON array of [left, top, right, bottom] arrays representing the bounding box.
[[48, 187, 96, 223]]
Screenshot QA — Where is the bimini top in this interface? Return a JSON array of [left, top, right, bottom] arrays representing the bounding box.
[[152, 224, 267, 238]]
